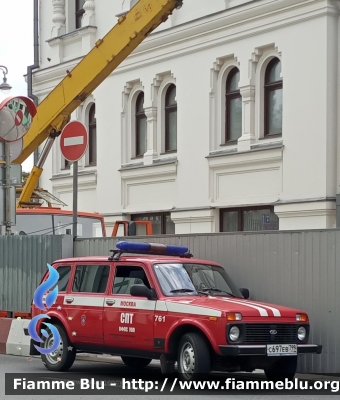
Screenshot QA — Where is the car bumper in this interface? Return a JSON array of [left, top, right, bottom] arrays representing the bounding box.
[[219, 344, 322, 356]]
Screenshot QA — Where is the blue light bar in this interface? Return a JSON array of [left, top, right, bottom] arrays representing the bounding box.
[[116, 241, 190, 256]]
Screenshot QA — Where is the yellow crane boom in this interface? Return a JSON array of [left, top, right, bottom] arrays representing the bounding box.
[[16, 0, 183, 207]]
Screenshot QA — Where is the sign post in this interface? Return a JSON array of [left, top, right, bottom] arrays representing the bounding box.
[[5, 142, 11, 235], [60, 121, 88, 243]]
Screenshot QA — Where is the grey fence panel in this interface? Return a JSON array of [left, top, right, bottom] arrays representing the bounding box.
[[73, 230, 340, 374], [0, 235, 64, 313]]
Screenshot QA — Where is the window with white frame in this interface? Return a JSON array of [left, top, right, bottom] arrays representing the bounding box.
[[165, 84, 177, 152], [264, 58, 282, 137], [253, 45, 282, 140], [225, 67, 242, 143], [220, 207, 279, 232], [209, 55, 240, 152], [87, 104, 97, 166], [135, 92, 147, 157]]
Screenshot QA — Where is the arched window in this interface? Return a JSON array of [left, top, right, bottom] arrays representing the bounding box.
[[135, 92, 147, 157], [264, 58, 282, 136], [88, 104, 97, 165], [165, 84, 177, 152], [225, 67, 242, 142], [75, 0, 85, 29]]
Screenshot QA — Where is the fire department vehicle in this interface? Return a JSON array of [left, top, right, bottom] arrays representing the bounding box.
[[28, 241, 322, 381]]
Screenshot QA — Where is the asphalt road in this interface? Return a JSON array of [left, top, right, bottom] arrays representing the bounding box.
[[0, 354, 339, 399]]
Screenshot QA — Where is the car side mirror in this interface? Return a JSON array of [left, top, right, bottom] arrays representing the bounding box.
[[239, 287, 249, 299], [130, 284, 152, 299]]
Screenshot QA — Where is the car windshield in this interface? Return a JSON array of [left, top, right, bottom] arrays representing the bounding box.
[[153, 263, 243, 297]]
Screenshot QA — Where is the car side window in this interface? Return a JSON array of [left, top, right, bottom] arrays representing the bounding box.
[[72, 265, 110, 293], [52, 265, 72, 292], [112, 266, 151, 295]]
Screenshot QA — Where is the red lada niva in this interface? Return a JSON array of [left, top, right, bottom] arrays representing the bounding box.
[[28, 241, 322, 381]]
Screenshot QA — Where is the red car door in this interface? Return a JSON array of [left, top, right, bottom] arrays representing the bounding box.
[[64, 262, 110, 344], [103, 262, 156, 351]]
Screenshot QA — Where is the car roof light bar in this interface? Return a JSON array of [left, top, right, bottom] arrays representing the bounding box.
[[108, 241, 193, 260]]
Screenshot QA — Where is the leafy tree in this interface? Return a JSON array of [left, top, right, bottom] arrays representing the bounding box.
[[22, 171, 30, 185]]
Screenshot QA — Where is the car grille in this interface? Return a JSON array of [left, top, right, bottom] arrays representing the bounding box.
[[244, 324, 298, 344]]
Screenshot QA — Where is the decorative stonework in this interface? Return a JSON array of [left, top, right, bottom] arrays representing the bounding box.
[[143, 107, 158, 165], [51, 0, 66, 37], [238, 85, 256, 151], [209, 54, 239, 152], [152, 71, 176, 155], [82, 0, 95, 26], [251, 43, 282, 139], [208, 146, 283, 206], [121, 79, 143, 164], [120, 162, 177, 212]]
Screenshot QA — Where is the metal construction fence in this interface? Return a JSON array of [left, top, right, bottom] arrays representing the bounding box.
[[75, 230, 340, 375], [0, 235, 72, 315]]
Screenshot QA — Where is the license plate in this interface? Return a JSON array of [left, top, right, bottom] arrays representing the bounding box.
[[267, 344, 297, 356]]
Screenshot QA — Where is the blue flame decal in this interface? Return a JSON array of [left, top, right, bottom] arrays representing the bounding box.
[[29, 264, 61, 356], [33, 264, 59, 311], [28, 315, 61, 355]]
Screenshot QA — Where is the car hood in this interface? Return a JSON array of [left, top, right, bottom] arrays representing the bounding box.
[[164, 295, 305, 318]]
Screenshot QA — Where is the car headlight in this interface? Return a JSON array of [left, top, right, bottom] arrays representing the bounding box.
[[298, 326, 306, 341], [229, 326, 240, 342]]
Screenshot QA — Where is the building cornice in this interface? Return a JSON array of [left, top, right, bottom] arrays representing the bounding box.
[[32, 0, 335, 93]]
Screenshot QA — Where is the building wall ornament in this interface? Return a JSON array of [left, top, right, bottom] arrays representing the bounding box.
[[82, 0, 96, 26], [51, 0, 66, 37]]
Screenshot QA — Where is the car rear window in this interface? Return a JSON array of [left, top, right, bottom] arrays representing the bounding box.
[[72, 265, 110, 293]]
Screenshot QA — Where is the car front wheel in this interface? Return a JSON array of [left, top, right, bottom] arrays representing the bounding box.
[[41, 324, 76, 372], [177, 332, 210, 381]]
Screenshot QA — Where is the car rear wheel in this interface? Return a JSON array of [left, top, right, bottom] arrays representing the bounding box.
[[264, 356, 297, 382], [41, 324, 76, 372], [177, 332, 210, 381], [121, 356, 152, 368]]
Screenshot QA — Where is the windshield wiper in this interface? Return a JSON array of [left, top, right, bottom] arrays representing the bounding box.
[[170, 288, 195, 293], [197, 288, 236, 297]]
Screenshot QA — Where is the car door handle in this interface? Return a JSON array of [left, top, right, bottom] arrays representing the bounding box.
[[106, 299, 115, 306], [65, 297, 74, 303]]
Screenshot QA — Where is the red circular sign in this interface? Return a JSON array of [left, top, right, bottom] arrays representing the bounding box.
[[15, 110, 23, 126], [60, 121, 88, 162]]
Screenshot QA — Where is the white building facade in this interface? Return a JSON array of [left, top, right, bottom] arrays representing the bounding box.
[[33, 0, 340, 235]]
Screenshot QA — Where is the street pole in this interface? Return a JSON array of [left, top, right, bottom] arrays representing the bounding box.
[[5, 141, 11, 235], [0, 65, 12, 235], [72, 160, 78, 245]]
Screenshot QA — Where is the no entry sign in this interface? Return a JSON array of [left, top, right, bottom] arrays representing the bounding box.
[[60, 121, 88, 162]]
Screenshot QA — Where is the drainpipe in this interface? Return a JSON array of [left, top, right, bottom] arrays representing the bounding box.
[[27, 0, 39, 165]]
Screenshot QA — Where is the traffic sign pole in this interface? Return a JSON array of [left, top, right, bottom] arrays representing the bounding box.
[[5, 142, 11, 235], [73, 160, 78, 245]]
